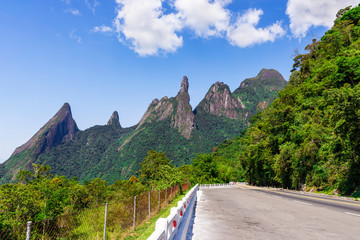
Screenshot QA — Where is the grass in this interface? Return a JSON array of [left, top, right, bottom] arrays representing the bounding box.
[[123, 191, 188, 240]]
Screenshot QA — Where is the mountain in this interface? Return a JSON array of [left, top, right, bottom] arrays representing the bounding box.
[[0, 103, 79, 182], [136, 76, 195, 139], [107, 111, 122, 128], [232, 68, 288, 117], [0, 70, 287, 184], [214, 6, 360, 196]]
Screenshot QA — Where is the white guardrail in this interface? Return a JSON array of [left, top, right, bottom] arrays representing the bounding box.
[[147, 184, 199, 240], [200, 182, 236, 188]]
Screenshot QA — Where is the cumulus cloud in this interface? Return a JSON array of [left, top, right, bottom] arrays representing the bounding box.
[[113, 0, 183, 56], [65, 8, 81, 16], [112, 0, 285, 56], [286, 0, 359, 38], [227, 9, 285, 47], [174, 0, 230, 37]]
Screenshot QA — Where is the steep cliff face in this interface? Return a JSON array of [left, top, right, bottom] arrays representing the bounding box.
[[11, 103, 79, 158], [173, 76, 195, 138], [0, 103, 79, 183], [137, 76, 195, 139], [196, 81, 245, 119], [107, 111, 122, 128], [137, 97, 174, 127]]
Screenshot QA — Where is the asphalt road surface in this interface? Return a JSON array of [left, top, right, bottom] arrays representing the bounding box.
[[191, 183, 360, 240]]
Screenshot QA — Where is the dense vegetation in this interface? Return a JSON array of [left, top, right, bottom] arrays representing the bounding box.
[[0, 151, 188, 239], [34, 124, 136, 183], [230, 6, 360, 196], [233, 68, 288, 117]]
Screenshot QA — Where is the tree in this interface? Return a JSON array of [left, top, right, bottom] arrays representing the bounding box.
[[191, 154, 219, 184]]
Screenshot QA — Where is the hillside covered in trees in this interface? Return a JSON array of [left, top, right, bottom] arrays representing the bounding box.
[[204, 5, 360, 197]]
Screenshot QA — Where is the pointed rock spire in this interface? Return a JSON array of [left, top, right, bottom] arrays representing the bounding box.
[[175, 75, 195, 138], [136, 75, 195, 139], [179, 76, 189, 93], [107, 111, 121, 128], [11, 103, 79, 158]]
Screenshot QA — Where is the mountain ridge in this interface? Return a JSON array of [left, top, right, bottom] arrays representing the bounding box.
[[0, 69, 287, 183]]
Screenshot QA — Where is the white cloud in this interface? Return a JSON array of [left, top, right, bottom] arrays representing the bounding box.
[[227, 9, 285, 47], [92, 25, 113, 33], [286, 0, 359, 38], [112, 0, 286, 56], [69, 29, 82, 43], [113, 0, 183, 56], [174, 0, 231, 37], [85, 0, 99, 14], [65, 8, 81, 16]]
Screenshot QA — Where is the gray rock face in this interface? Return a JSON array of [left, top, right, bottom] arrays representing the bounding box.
[[197, 81, 245, 119], [107, 111, 121, 128], [11, 103, 79, 158], [174, 76, 195, 138], [137, 76, 195, 139]]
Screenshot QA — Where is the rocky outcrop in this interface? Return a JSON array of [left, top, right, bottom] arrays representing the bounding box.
[[137, 76, 195, 139], [137, 97, 174, 127], [107, 111, 121, 128], [236, 68, 286, 91], [10, 103, 79, 158], [173, 76, 195, 138], [196, 81, 245, 119]]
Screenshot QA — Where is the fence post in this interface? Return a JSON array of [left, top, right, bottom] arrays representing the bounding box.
[[158, 190, 160, 211], [133, 196, 137, 230], [103, 203, 108, 240], [165, 188, 167, 206], [148, 191, 151, 219], [171, 187, 173, 200], [26, 221, 32, 240]]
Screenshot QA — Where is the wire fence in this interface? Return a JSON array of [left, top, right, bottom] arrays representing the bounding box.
[[0, 183, 190, 240]]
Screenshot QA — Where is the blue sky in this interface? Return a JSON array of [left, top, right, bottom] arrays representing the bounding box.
[[0, 0, 358, 162]]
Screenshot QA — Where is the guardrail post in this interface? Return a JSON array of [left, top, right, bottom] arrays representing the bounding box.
[[133, 196, 137, 230], [148, 191, 151, 219], [171, 186, 173, 200], [158, 190, 161, 211], [26, 221, 32, 240], [103, 203, 108, 240], [165, 188, 167, 206]]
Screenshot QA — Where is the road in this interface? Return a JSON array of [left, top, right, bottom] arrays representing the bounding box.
[[191, 183, 360, 240]]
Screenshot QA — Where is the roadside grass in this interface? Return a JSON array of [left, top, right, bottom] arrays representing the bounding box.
[[123, 191, 187, 240], [307, 186, 360, 201]]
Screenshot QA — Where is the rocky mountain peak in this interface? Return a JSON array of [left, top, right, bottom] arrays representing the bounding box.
[[175, 76, 195, 138], [107, 111, 121, 128], [136, 76, 195, 139], [10, 103, 79, 158], [239, 68, 286, 89], [258, 68, 284, 81], [180, 76, 189, 93], [196, 81, 245, 119]]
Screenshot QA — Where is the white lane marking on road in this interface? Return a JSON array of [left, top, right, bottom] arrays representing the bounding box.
[[345, 212, 360, 217], [293, 200, 312, 206], [273, 195, 282, 199]]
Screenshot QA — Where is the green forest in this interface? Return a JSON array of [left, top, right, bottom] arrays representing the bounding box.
[[219, 6, 360, 196], [0, 151, 192, 239]]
